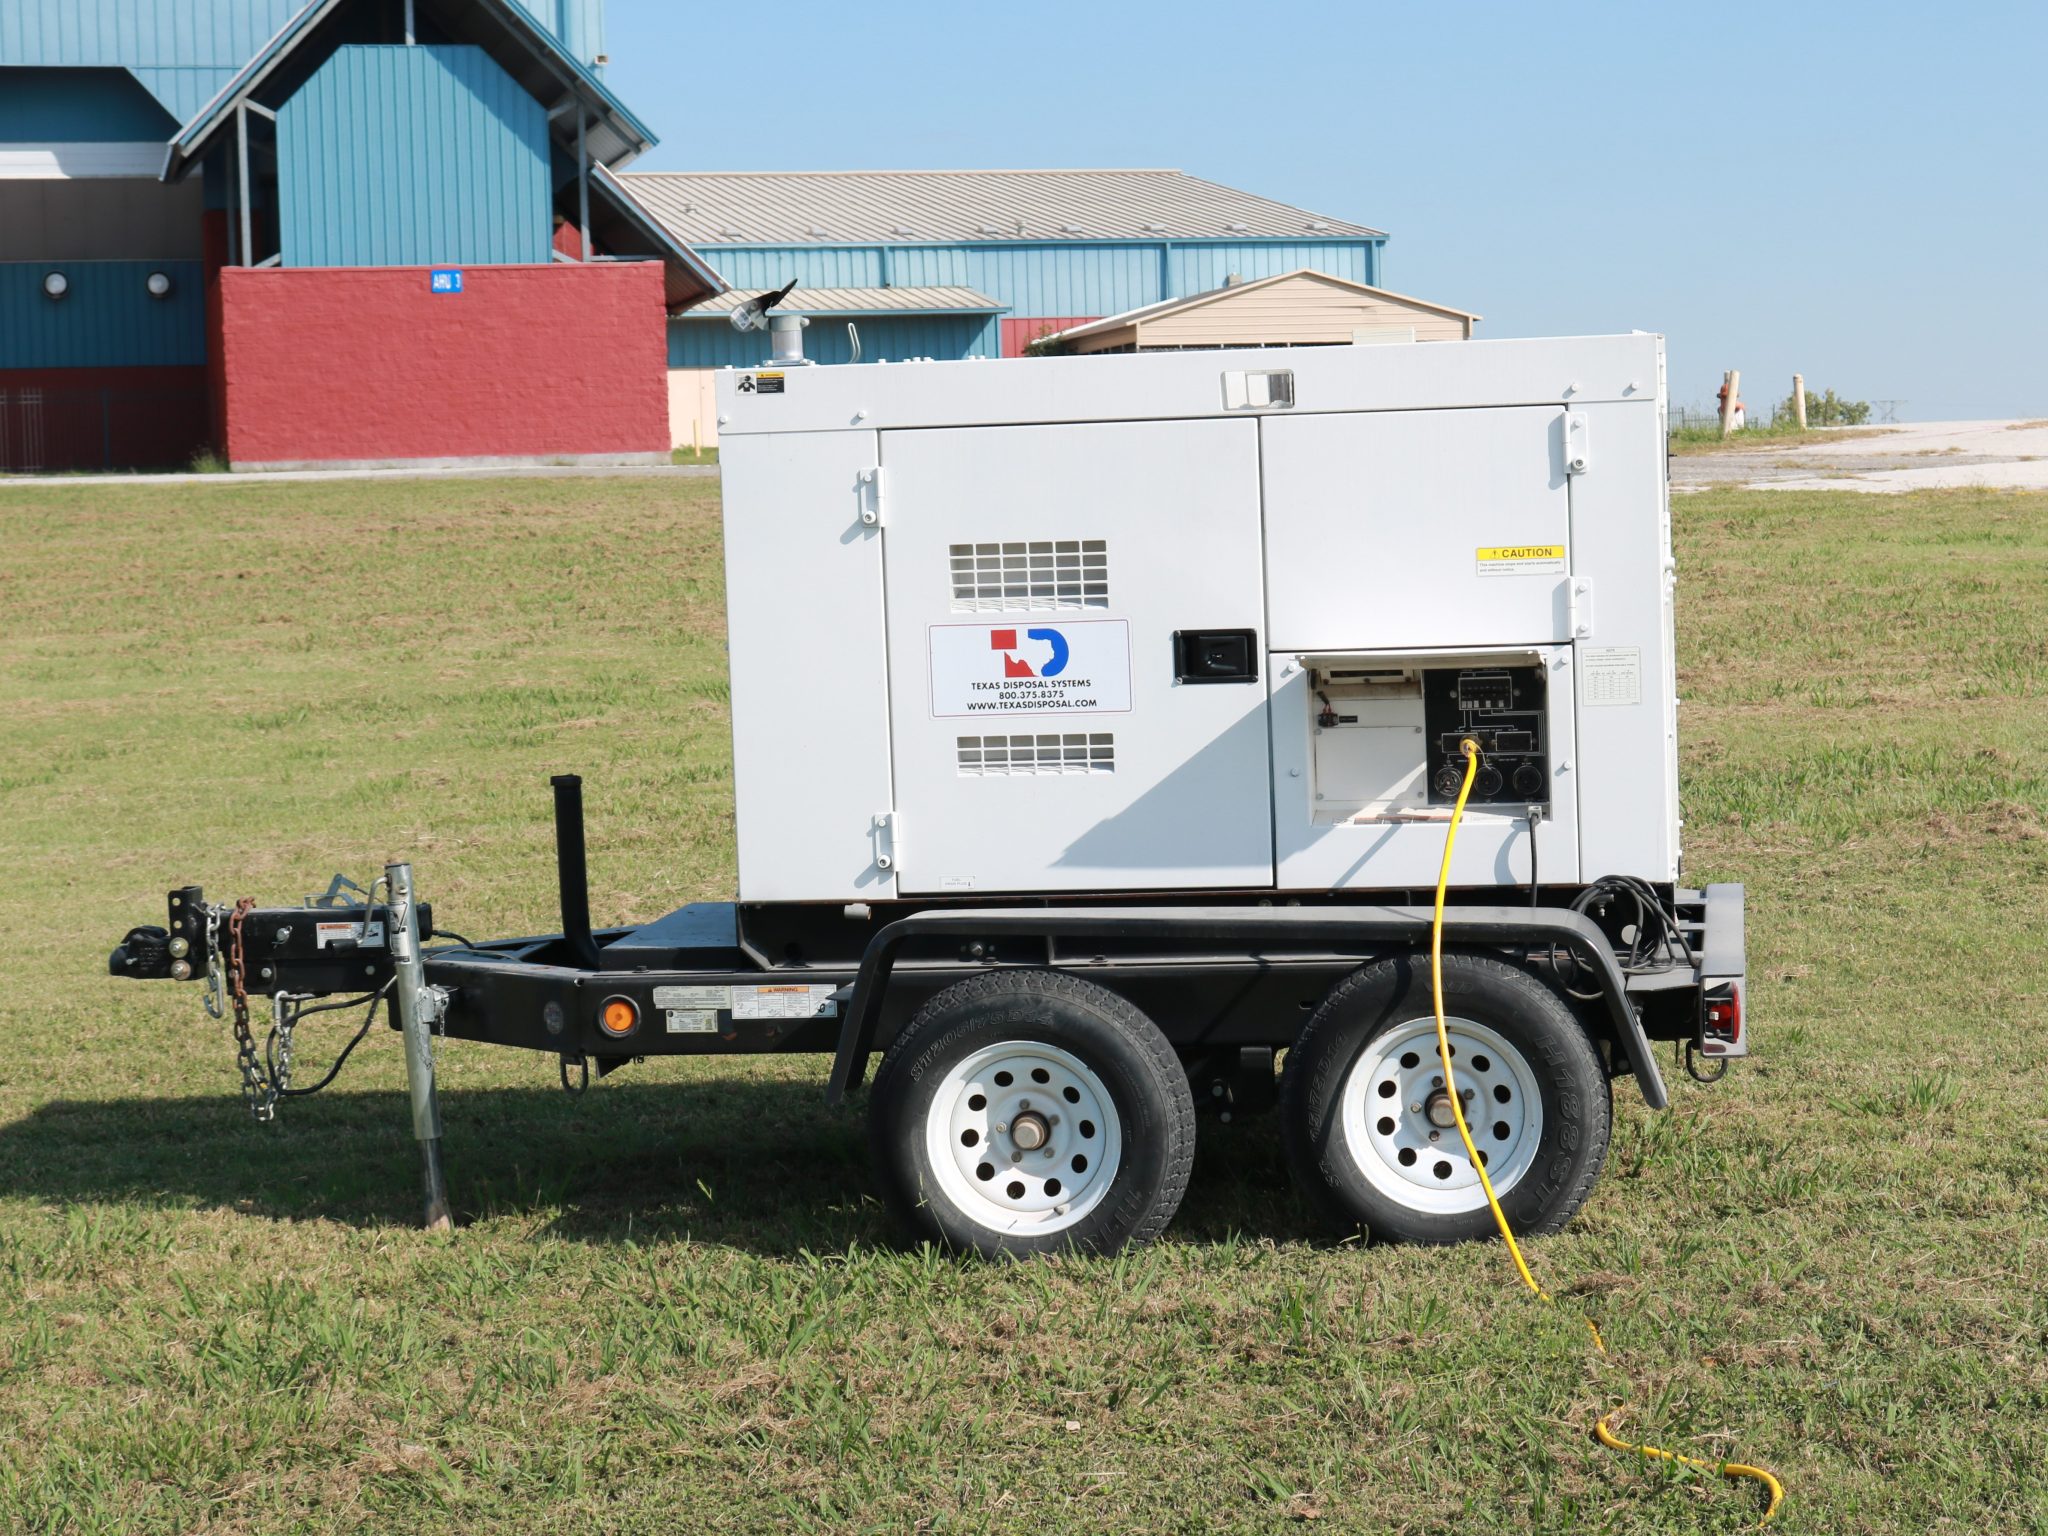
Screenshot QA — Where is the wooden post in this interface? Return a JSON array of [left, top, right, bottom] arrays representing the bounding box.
[[1791, 373, 1807, 430], [1719, 369, 1740, 438]]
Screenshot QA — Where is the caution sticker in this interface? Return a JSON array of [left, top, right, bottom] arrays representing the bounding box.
[[315, 920, 385, 949], [1475, 545, 1567, 576], [734, 984, 837, 1020]]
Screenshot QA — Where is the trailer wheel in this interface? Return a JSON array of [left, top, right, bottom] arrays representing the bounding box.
[[1280, 954, 1610, 1244], [869, 970, 1195, 1257]]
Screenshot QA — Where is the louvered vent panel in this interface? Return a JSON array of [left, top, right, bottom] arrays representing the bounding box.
[[956, 733, 1115, 776], [949, 540, 1108, 612]]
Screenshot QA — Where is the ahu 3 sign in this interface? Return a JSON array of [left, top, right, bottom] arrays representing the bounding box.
[[927, 620, 1132, 717]]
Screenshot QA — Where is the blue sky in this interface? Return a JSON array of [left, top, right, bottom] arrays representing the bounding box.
[[608, 1, 2045, 420]]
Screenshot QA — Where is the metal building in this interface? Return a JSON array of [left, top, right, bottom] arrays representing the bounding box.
[[0, 0, 721, 471], [623, 169, 1386, 449]]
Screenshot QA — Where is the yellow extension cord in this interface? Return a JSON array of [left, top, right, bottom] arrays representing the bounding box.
[[1431, 738, 1785, 1525]]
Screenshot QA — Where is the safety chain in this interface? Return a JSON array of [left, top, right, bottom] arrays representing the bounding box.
[[202, 902, 227, 1020], [220, 896, 294, 1121]]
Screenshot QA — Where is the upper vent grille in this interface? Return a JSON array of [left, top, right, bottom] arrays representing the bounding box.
[[949, 540, 1108, 612]]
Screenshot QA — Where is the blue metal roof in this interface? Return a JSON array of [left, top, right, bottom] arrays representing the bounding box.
[[163, 0, 659, 181]]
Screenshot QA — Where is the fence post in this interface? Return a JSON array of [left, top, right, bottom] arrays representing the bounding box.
[[1792, 374, 1806, 431], [1718, 370, 1740, 437]]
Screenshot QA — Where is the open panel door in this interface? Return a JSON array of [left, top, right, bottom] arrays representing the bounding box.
[[879, 418, 1272, 894]]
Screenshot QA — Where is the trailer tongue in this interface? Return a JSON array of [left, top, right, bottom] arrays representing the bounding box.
[[104, 334, 1750, 1253]]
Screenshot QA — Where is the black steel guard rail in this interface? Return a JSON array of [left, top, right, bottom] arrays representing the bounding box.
[[825, 905, 1669, 1110]]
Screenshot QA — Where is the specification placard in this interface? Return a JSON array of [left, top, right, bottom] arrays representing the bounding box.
[[1582, 646, 1643, 706], [651, 984, 840, 1021]]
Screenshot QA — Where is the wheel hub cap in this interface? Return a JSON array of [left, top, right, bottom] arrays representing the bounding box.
[[1423, 1087, 1475, 1130], [1337, 1016, 1545, 1216], [926, 1041, 1124, 1235]]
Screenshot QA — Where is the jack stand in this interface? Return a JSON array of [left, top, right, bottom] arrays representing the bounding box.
[[387, 861, 453, 1230]]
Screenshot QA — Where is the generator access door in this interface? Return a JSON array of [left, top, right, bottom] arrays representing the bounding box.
[[1260, 406, 1573, 650], [879, 418, 1274, 895]]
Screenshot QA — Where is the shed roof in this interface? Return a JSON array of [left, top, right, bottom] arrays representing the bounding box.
[[588, 164, 726, 311], [672, 285, 1006, 318], [1041, 269, 1481, 345], [618, 169, 1384, 246]]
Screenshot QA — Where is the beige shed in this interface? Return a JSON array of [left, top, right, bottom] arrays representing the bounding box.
[[1043, 269, 1479, 353]]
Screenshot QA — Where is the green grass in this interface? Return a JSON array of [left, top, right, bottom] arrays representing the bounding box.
[[1667, 422, 1894, 455], [670, 445, 719, 466], [2, 476, 2045, 1533]]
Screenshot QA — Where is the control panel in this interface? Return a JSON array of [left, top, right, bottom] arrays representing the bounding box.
[[1423, 665, 1549, 806]]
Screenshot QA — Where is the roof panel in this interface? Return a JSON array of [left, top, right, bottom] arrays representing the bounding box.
[[589, 162, 726, 310], [165, 0, 657, 179], [672, 285, 1006, 317], [618, 169, 1384, 246]]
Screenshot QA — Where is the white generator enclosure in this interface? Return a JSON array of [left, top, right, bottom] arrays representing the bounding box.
[[717, 334, 1679, 904]]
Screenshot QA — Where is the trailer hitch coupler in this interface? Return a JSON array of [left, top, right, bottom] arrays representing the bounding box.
[[550, 774, 603, 971]]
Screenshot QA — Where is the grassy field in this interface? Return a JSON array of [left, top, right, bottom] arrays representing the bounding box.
[[1, 473, 2044, 1534], [1666, 422, 1893, 455]]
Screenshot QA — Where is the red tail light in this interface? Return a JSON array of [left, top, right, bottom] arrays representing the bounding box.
[[1700, 982, 1743, 1056]]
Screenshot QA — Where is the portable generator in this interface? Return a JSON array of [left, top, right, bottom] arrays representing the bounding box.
[[109, 332, 1747, 1254]]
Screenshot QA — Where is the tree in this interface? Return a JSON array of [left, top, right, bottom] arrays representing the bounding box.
[[1776, 387, 1872, 428]]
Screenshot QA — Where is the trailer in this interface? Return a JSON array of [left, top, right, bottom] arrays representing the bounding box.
[[108, 331, 1749, 1255]]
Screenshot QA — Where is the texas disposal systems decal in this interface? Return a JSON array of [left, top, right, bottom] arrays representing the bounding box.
[[927, 620, 1132, 717]]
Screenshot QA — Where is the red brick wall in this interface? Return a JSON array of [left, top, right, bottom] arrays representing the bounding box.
[[1001, 316, 1099, 357], [214, 261, 670, 465]]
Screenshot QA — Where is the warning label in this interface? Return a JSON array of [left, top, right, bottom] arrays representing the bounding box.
[[315, 920, 385, 950], [1475, 544, 1567, 576], [735, 985, 837, 1020], [928, 619, 1132, 718]]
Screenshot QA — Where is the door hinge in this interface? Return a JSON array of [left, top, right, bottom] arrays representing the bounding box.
[[858, 467, 884, 527], [872, 811, 898, 873], [1569, 576, 1595, 639], [1564, 411, 1590, 475]]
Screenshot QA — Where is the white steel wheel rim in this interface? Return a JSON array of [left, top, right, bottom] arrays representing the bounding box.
[[1337, 1016, 1544, 1216], [925, 1040, 1123, 1236]]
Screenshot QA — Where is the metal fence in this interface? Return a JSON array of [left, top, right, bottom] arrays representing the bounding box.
[[0, 387, 209, 473]]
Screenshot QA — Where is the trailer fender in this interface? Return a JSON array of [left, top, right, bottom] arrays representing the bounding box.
[[825, 906, 1666, 1111]]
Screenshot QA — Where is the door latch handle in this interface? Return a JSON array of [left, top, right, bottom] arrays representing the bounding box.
[[1173, 630, 1259, 684]]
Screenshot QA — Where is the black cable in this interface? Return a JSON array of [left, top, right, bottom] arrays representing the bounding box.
[[428, 930, 481, 949], [1569, 876, 1689, 975], [262, 984, 391, 1099], [277, 995, 383, 1098], [1527, 810, 1541, 909]]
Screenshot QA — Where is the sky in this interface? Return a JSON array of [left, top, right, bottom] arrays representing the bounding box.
[[606, 0, 2047, 422]]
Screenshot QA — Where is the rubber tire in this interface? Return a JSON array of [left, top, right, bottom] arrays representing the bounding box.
[[868, 970, 1196, 1257], [1280, 953, 1611, 1244]]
